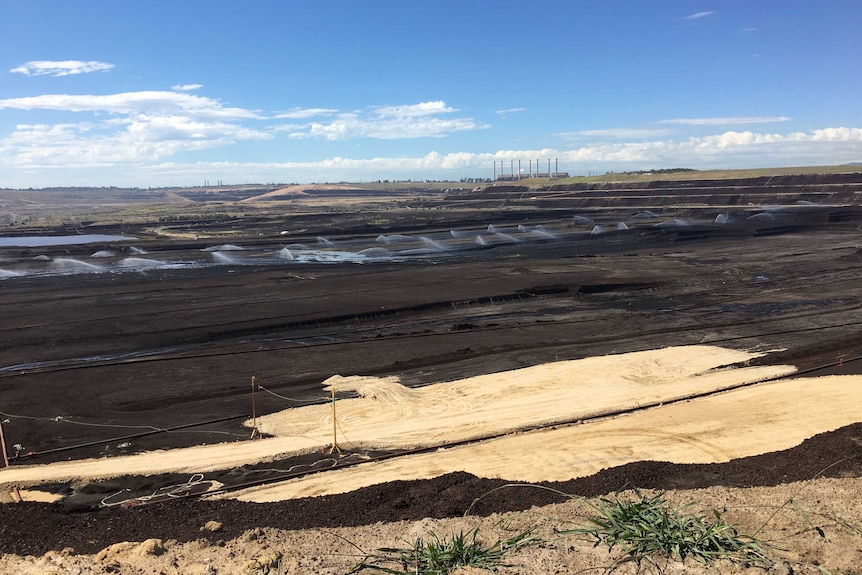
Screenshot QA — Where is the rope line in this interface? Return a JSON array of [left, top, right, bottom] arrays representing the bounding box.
[[101, 473, 207, 507], [335, 416, 361, 450], [257, 384, 324, 404], [0, 410, 165, 431]]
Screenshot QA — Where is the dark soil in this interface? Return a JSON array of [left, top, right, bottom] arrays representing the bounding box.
[[1, 423, 860, 555]]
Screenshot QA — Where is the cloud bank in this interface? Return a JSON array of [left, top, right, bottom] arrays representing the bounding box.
[[3, 126, 860, 187], [0, 87, 859, 187]]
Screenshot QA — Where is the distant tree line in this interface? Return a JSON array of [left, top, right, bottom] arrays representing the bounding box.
[[617, 168, 697, 176]]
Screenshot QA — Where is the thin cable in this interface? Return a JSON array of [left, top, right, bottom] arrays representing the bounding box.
[[0, 410, 165, 431], [257, 384, 324, 404], [335, 417, 361, 450], [101, 474, 207, 507]]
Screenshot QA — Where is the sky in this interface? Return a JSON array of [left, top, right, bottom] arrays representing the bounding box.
[[1, 0, 861, 188]]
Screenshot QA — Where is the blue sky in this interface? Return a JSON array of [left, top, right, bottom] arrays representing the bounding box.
[[1, 0, 861, 187]]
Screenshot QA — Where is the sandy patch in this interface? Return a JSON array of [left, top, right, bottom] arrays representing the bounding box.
[[232, 375, 862, 501], [0, 345, 791, 488], [254, 345, 794, 450]]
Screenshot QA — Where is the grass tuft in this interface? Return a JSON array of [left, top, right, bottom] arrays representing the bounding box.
[[559, 490, 769, 570], [349, 525, 538, 574]]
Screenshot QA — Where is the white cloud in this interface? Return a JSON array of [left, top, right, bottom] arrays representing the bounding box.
[[273, 107, 339, 119], [659, 116, 791, 126], [0, 117, 272, 167], [0, 91, 261, 119], [557, 128, 675, 139], [0, 90, 270, 168], [495, 108, 527, 115], [172, 83, 203, 92], [681, 11, 716, 20], [10, 60, 114, 77], [282, 101, 486, 140], [742, 27, 757, 33], [372, 101, 456, 118]]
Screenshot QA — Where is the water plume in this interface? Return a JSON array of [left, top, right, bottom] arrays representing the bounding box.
[[616, 222, 629, 231], [715, 213, 730, 224], [572, 215, 594, 224], [52, 258, 104, 272], [118, 257, 166, 269], [0, 269, 21, 278], [212, 252, 237, 264], [591, 225, 606, 236], [654, 219, 689, 228], [531, 226, 557, 239], [357, 247, 392, 258], [493, 232, 521, 243], [419, 237, 448, 251], [90, 250, 115, 258], [278, 248, 294, 260], [376, 234, 414, 243], [475, 235, 488, 246], [317, 236, 335, 246], [202, 244, 244, 252], [127, 246, 147, 255], [630, 210, 659, 220]]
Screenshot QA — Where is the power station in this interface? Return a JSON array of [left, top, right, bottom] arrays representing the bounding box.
[[492, 159, 569, 181]]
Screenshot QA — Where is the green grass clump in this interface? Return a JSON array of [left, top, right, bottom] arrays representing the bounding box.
[[349, 526, 537, 574], [561, 490, 769, 570]]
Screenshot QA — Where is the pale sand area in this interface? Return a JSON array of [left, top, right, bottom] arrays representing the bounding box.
[[0, 345, 788, 488], [232, 375, 862, 501], [254, 345, 796, 449], [4, 345, 856, 499]]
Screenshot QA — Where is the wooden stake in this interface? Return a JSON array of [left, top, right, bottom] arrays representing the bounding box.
[[250, 376, 258, 439], [328, 382, 341, 454], [0, 416, 9, 468]]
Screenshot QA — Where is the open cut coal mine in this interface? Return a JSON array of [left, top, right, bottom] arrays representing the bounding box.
[[1, 172, 862, 555]]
